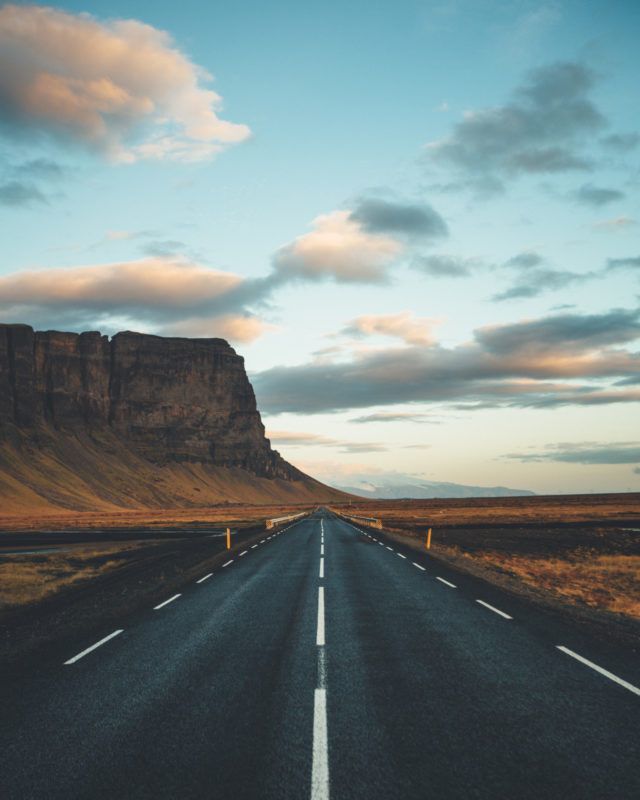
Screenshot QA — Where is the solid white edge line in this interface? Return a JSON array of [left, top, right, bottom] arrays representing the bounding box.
[[476, 599, 512, 619], [557, 646, 640, 696], [316, 587, 325, 646], [222, 559, 234, 567], [311, 688, 330, 800], [412, 562, 426, 571], [436, 577, 456, 588], [196, 573, 213, 584], [154, 593, 181, 610], [64, 629, 123, 665]]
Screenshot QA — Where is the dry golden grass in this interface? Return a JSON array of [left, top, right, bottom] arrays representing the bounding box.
[[440, 547, 640, 618], [0, 544, 143, 609]]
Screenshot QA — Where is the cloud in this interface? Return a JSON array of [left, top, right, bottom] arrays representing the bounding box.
[[494, 251, 594, 301], [413, 254, 477, 278], [350, 412, 438, 424], [0, 180, 47, 206], [0, 256, 277, 343], [427, 61, 606, 192], [272, 210, 403, 284], [505, 442, 640, 465], [492, 267, 592, 301], [0, 4, 250, 162], [340, 312, 437, 346], [0, 156, 68, 206], [600, 133, 640, 153], [253, 308, 640, 414], [506, 251, 544, 269], [266, 430, 385, 453], [573, 183, 625, 207], [607, 256, 640, 272], [349, 197, 448, 240], [592, 217, 636, 232]]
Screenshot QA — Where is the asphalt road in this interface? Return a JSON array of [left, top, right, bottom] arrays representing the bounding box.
[[1, 511, 639, 799]]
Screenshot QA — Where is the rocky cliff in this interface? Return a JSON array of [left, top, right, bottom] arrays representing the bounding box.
[[0, 324, 342, 511]]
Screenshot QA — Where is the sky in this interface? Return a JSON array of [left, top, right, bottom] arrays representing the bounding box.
[[0, 0, 639, 494]]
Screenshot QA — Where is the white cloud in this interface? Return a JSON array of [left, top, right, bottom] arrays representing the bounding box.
[[0, 4, 250, 162], [341, 312, 438, 345], [272, 210, 403, 284]]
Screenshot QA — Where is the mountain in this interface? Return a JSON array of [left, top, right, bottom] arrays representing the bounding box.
[[336, 473, 534, 499], [0, 325, 348, 512]]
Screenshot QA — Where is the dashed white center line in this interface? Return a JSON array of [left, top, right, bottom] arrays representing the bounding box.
[[476, 599, 512, 619], [251, 544, 258, 549], [311, 688, 329, 800], [436, 577, 456, 588], [319, 557, 324, 579], [260, 539, 266, 543], [412, 562, 426, 571], [385, 546, 393, 551], [64, 629, 123, 665], [316, 587, 325, 646], [239, 550, 248, 557], [557, 646, 640, 696], [196, 573, 213, 584], [222, 559, 234, 567], [320, 544, 324, 555], [396, 553, 407, 559], [154, 593, 181, 610]]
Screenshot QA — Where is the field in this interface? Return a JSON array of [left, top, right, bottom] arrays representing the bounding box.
[[332, 493, 640, 623]]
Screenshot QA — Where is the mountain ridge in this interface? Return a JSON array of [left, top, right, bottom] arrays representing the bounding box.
[[0, 324, 347, 511]]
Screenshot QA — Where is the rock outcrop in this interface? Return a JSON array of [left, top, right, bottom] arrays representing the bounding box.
[[0, 324, 341, 511]]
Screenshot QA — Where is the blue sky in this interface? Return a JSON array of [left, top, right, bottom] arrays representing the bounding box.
[[0, 0, 639, 493]]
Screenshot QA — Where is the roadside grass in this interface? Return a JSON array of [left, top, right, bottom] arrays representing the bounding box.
[[0, 545, 141, 610], [440, 548, 640, 618]]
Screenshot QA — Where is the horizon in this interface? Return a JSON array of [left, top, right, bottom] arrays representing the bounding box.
[[0, 0, 639, 495]]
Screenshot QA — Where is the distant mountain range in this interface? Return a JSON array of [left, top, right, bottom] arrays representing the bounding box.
[[335, 473, 534, 499]]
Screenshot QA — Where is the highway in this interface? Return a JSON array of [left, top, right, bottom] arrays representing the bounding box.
[[1, 511, 639, 799]]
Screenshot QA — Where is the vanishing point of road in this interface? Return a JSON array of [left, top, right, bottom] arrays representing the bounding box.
[[1, 510, 639, 799]]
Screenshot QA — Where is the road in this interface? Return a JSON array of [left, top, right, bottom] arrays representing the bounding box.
[[1, 511, 639, 799]]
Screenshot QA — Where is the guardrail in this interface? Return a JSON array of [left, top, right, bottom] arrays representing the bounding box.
[[265, 511, 309, 529], [329, 509, 383, 529]]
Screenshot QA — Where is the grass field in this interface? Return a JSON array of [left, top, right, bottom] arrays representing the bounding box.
[[332, 493, 640, 621]]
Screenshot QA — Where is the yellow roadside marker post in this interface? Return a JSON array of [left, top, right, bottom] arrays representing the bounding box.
[[226, 527, 231, 550], [426, 528, 432, 549]]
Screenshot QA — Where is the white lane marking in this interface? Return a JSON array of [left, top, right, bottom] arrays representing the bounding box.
[[317, 646, 327, 690], [316, 587, 325, 646], [320, 544, 324, 555], [436, 577, 456, 588], [64, 629, 123, 665], [239, 550, 248, 557], [412, 562, 426, 571], [251, 544, 258, 549], [397, 553, 407, 559], [260, 539, 266, 543], [319, 557, 324, 579], [476, 599, 512, 619], [557, 646, 640, 696], [385, 546, 393, 551], [196, 573, 213, 584], [378, 542, 384, 546], [222, 559, 234, 567], [311, 688, 330, 800], [154, 594, 181, 610]]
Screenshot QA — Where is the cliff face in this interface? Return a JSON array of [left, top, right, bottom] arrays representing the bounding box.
[[0, 324, 337, 512]]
